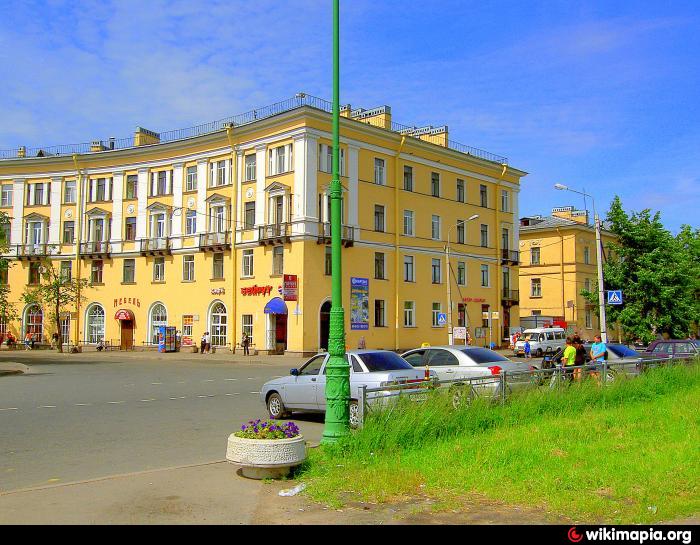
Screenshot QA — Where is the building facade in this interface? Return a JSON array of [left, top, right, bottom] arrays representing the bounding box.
[[0, 95, 525, 354], [518, 207, 616, 338]]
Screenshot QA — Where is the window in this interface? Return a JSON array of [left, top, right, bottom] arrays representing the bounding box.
[[374, 158, 386, 185], [123, 259, 135, 283], [126, 175, 138, 199], [374, 252, 385, 280], [318, 144, 346, 176], [431, 172, 440, 197], [0, 222, 9, 245], [482, 304, 490, 328], [272, 246, 284, 275], [185, 210, 197, 235], [431, 258, 441, 284], [157, 171, 167, 195], [1, 185, 12, 207], [35, 183, 44, 205], [456, 221, 465, 244], [502, 227, 510, 250], [404, 255, 415, 282], [86, 305, 105, 344], [432, 303, 442, 327], [60, 315, 70, 345], [96, 178, 106, 201], [124, 217, 136, 241], [583, 246, 591, 264], [63, 181, 75, 204], [531, 247, 540, 265], [242, 314, 253, 345], [374, 205, 385, 232], [210, 302, 227, 347], [431, 215, 441, 240], [63, 221, 75, 244], [457, 261, 466, 285], [91, 260, 103, 284], [149, 303, 167, 344], [25, 305, 43, 339], [403, 301, 415, 327], [456, 179, 465, 203], [153, 257, 165, 282], [60, 261, 72, 282], [403, 166, 413, 192], [374, 300, 386, 327], [480, 224, 489, 247], [213, 253, 224, 279], [268, 144, 293, 175], [480, 264, 489, 287], [584, 278, 592, 292], [183, 255, 195, 281], [480, 184, 488, 207], [244, 202, 255, 229], [531, 278, 542, 297], [29, 262, 41, 285], [501, 190, 510, 212], [242, 249, 254, 277], [186, 166, 197, 192], [182, 315, 194, 342], [245, 155, 256, 181], [403, 210, 414, 236], [325, 246, 332, 276], [210, 205, 226, 233], [216, 160, 226, 186], [585, 308, 593, 329]]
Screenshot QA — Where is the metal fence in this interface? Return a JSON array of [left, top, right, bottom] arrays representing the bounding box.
[[356, 356, 695, 428]]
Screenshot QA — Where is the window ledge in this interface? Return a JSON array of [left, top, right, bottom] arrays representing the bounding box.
[[121, 282, 137, 285], [90, 283, 105, 286], [210, 278, 225, 282], [150, 281, 165, 285], [182, 280, 196, 283], [403, 325, 417, 329], [241, 276, 255, 280]]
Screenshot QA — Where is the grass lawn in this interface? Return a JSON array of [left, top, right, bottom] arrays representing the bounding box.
[[299, 363, 700, 524]]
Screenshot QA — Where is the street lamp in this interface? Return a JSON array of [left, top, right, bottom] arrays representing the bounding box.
[[446, 214, 479, 345], [554, 183, 608, 343]]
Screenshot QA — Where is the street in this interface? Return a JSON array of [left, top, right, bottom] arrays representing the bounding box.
[[0, 352, 321, 492]]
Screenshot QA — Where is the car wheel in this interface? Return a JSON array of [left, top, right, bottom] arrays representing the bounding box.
[[349, 400, 360, 429], [267, 393, 287, 420], [450, 385, 474, 409]]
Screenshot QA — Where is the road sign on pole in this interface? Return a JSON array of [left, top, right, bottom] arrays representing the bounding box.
[[607, 290, 623, 305], [437, 313, 447, 326]]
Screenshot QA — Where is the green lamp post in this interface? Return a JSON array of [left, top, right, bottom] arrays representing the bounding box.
[[321, 0, 351, 444]]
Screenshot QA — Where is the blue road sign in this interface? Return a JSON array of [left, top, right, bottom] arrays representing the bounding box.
[[607, 290, 623, 305], [437, 313, 447, 326]]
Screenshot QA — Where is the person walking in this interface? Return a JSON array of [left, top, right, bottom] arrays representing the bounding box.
[[524, 339, 531, 359], [51, 332, 60, 350], [573, 335, 587, 381], [241, 331, 250, 356], [24, 332, 32, 350]]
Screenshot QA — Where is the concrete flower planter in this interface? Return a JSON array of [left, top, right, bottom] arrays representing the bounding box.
[[226, 434, 307, 480]]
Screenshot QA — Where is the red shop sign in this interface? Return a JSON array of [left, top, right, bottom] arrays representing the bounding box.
[[241, 285, 273, 297]]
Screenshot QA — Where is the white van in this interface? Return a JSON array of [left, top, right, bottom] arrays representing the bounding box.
[[514, 328, 566, 357]]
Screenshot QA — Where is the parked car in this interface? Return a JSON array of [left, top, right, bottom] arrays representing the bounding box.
[[401, 346, 535, 405], [645, 340, 700, 358], [260, 350, 429, 428], [513, 327, 566, 357]]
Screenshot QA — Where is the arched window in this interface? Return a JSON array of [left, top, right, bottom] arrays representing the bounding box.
[[150, 303, 167, 344], [25, 305, 43, 340], [86, 304, 105, 344], [210, 302, 227, 347]]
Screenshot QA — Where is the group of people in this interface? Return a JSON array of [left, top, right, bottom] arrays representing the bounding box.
[[561, 334, 607, 382]]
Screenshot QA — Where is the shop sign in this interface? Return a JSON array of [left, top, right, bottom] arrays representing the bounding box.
[[113, 297, 141, 308], [241, 285, 273, 297], [211, 288, 226, 295], [350, 277, 369, 330], [463, 297, 486, 303], [453, 327, 467, 340], [283, 275, 298, 302]]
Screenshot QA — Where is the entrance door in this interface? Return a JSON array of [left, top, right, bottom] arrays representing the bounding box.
[[275, 313, 288, 351], [121, 320, 134, 350], [319, 301, 331, 351]]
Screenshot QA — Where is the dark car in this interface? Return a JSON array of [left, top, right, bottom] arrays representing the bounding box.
[[645, 340, 699, 359]]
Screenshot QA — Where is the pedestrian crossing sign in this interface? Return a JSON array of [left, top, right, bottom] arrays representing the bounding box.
[[607, 290, 623, 305]]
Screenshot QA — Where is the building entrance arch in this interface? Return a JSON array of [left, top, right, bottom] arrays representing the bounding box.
[[319, 299, 331, 351]]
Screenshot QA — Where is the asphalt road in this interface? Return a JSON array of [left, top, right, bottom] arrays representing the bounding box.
[[0, 355, 323, 492]]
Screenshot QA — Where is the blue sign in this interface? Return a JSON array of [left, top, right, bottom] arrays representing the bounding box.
[[607, 290, 623, 305], [437, 313, 447, 326], [350, 277, 369, 330]]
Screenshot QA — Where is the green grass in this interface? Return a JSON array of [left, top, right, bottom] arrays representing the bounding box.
[[298, 363, 700, 524]]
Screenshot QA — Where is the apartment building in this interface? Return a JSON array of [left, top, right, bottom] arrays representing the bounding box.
[[0, 95, 526, 354]]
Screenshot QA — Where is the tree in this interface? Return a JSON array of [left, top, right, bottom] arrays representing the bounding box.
[[22, 260, 88, 352], [582, 197, 700, 343], [0, 211, 18, 332]]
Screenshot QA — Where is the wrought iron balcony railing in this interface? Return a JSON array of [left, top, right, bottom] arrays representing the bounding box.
[[502, 289, 520, 303], [80, 241, 112, 257], [140, 237, 172, 254], [258, 223, 291, 244], [199, 231, 231, 250], [317, 222, 355, 247], [501, 249, 519, 264]]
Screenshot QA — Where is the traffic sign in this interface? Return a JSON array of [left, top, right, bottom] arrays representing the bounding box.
[[607, 290, 623, 305], [437, 313, 447, 326], [453, 327, 467, 340]]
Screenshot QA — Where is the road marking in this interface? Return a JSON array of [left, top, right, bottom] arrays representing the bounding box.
[[249, 392, 260, 394], [0, 407, 19, 411], [74, 403, 92, 406], [107, 401, 125, 405], [202, 379, 215, 382], [151, 382, 163, 385], [224, 378, 237, 381], [46, 478, 61, 483], [139, 399, 157, 402], [38, 405, 57, 409], [177, 381, 186, 384]]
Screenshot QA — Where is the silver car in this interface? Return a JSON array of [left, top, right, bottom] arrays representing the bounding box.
[[260, 350, 429, 428], [401, 345, 535, 403]]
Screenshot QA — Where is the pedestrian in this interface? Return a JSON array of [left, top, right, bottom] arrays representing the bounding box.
[[466, 330, 472, 346], [6, 332, 15, 349], [204, 331, 211, 354], [24, 332, 32, 350], [589, 334, 607, 384], [524, 339, 531, 359], [200, 332, 207, 355], [51, 331, 60, 350], [573, 335, 587, 381], [357, 336, 366, 350], [563, 336, 577, 380], [241, 331, 250, 356]]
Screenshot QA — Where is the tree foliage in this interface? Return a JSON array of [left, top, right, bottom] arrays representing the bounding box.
[[583, 196, 700, 343]]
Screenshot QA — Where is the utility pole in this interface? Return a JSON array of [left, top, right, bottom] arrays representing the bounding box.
[[446, 214, 478, 345], [322, 0, 350, 444]]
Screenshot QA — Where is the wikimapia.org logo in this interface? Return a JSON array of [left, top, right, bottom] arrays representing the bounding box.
[[567, 527, 693, 544]]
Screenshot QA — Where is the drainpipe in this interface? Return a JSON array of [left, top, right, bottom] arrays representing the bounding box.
[[556, 227, 565, 323], [394, 136, 406, 351], [225, 126, 238, 354], [72, 154, 84, 350]]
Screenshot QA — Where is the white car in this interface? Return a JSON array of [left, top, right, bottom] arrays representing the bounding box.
[[514, 327, 567, 357], [260, 350, 429, 428]]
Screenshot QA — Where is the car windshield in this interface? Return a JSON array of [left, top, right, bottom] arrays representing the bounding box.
[[460, 348, 510, 363], [607, 345, 639, 358], [359, 352, 413, 372]]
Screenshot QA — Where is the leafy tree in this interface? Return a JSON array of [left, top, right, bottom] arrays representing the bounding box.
[[22, 260, 88, 352], [0, 211, 18, 331], [582, 197, 700, 343]]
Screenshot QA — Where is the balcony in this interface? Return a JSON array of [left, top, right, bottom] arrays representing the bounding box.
[[80, 241, 112, 259], [199, 231, 231, 252], [501, 249, 519, 265], [502, 288, 520, 306], [258, 223, 291, 245], [14, 243, 58, 260], [317, 222, 355, 248], [140, 237, 172, 256]]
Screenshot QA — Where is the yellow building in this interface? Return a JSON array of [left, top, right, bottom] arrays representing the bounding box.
[[518, 206, 616, 338], [0, 95, 526, 355]]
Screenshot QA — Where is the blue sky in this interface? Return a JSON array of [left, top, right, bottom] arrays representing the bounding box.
[[1, 0, 698, 231]]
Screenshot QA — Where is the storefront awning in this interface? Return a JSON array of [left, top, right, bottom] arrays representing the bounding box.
[[264, 297, 288, 315], [114, 309, 135, 321]]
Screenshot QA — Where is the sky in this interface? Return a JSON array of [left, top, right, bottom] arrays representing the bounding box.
[[1, 0, 698, 231]]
